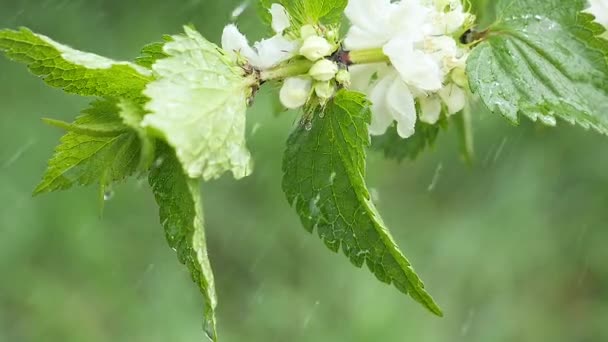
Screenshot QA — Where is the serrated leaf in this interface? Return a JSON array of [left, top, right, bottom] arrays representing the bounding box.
[[149, 144, 217, 341], [116, 99, 155, 172], [0, 27, 152, 98], [371, 120, 443, 162], [35, 100, 143, 195], [142, 26, 252, 180], [467, 0, 608, 134], [135, 39, 170, 68], [282, 89, 442, 316], [259, 0, 347, 27]]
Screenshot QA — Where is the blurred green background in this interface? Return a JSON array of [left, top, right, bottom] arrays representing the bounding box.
[[1, 1, 607, 341]]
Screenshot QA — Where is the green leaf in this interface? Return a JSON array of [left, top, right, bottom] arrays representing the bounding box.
[[35, 100, 144, 195], [371, 121, 443, 162], [135, 39, 170, 68], [142, 26, 253, 180], [259, 0, 347, 27], [116, 99, 156, 172], [149, 144, 217, 341], [467, 0, 608, 134], [282, 89, 442, 316], [0, 27, 152, 98]]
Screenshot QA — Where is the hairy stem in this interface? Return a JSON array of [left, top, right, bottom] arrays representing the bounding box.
[[260, 59, 314, 81], [347, 48, 389, 65], [260, 48, 389, 82]]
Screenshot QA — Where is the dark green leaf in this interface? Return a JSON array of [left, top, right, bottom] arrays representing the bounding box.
[[467, 0, 608, 134], [149, 144, 218, 341], [282, 90, 442, 316], [35, 100, 143, 195], [371, 120, 443, 162]]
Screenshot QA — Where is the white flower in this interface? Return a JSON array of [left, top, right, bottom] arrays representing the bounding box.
[[344, 0, 472, 138], [300, 25, 318, 39], [431, 0, 468, 35], [309, 59, 339, 81], [221, 4, 298, 70], [418, 84, 467, 124], [270, 3, 291, 34], [335, 69, 351, 86], [350, 64, 416, 137], [280, 77, 312, 109], [300, 36, 335, 61], [587, 0, 608, 28], [314, 81, 336, 101]]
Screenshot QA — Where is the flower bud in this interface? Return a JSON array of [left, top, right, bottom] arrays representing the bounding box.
[[314, 81, 336, 102], [309, 59, 338, 81], [438, 84, 466, 115], [450, 67, 467, 88], [335, 69, 351, 86], [300, 25, 317, 39], [299, 36, 334, 61], [279, 77, 312, 109]]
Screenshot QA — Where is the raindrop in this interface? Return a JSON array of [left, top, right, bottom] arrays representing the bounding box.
[[250, 123, 261, 136], [539, 115, 556, 126], [427, 163, 443, 192], [304, 121, 313, 131], [154, 156, 165, 168], [370, 187, 380, 203], [103, 189, 115, 201], [231, 0, 250, 21]]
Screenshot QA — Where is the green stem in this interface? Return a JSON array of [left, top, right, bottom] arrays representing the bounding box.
[[260, 59, 314, 81], [259, 48, 389, 82], [347, 48, 389, 65]]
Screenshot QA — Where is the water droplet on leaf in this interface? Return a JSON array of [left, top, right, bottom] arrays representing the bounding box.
[[103, 189, 114, 201]]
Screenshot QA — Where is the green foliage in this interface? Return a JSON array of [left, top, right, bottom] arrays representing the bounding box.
[[282, 90, 442, 316], [34, 100, 144, 195], [135, 40, 170, 68], [149, 144, 218, 342], [0, 27, 152, 98], [371, 121, 443, 162], [259, 0, 347, 28], [142, 27, 253, 180], [467, 0, 608, 134]]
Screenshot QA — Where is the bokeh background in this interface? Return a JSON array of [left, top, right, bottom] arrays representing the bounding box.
[[1, 1, 607, 341]]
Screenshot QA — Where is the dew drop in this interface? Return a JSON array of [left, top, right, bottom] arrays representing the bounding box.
[[103, 189, 115, 201], [304, 121, 313, 131]]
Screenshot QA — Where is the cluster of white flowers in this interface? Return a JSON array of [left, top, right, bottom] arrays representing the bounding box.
[[221, 0, 474, 138], [221, 4, 346, 110], [345, 0, 473, 138]]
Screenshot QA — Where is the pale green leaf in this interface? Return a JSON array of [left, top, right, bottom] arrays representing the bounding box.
[[142, 26, 253, 180], [467, 0, 608, 134], [149, 144, 217, 341], [282, 90, 443, 316], [35, 100, 142, 195], [0, 27, 152, 98]]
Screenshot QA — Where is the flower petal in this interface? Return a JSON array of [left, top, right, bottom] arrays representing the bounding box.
[[221, 24, 257, 62], [438, 84, 466, 115], [384, 37, 443, 91], [279, 77, 312, 109], [251, 34, 298, 70], [270, 4, 291, 34], [368, 73, 395, 136], [419, 95, 442, 124], [386, 77, 417, 138]]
